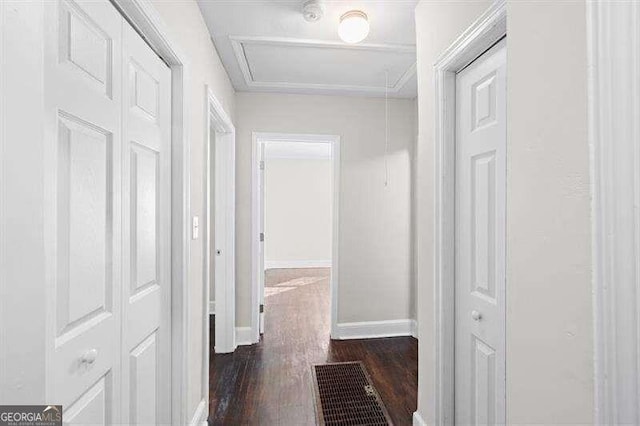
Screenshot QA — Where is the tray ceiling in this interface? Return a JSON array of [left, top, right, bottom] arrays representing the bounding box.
[[197, 0, 419, 98]]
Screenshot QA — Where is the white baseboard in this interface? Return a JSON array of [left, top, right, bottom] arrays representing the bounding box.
[[264, 259, 331, 269], [189, 399, 207, 426], [333, 319, 417, 340], [235, 326, 257, 346], [413, 411, 427, 426], [209, 300, 215, 315]]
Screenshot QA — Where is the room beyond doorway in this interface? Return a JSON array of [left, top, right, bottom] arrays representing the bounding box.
[[251, 133, 341, 341], [263, 147, 333, 272]]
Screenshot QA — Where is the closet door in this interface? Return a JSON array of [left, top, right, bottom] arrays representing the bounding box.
[[45, 1, 172, 423], [454, 38, 507, 425], [121, 21, 172, 425], [44, 0, 123, 423]]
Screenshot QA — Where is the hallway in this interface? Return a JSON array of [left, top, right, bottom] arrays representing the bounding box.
[[208, 268, 418, 425], [3, 1, 624, 424]]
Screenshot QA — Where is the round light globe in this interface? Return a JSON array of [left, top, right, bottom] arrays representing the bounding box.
[[338, 11, 369, 44]]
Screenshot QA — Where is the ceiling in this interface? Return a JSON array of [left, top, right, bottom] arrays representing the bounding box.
[[196, 0, 419, 98]]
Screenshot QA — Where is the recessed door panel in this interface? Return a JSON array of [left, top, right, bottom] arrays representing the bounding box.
[[455, 38, 506, 425], [58, 0, 113, 97], [64, 375, 110, 425], [130, 62, 159, 120], [472, 337, 496, 425], [471, 152, 496, 301], [471, 72, 497, 131], [130, 143, 159, 294], [129, 333, 158, 425], [56, 114, 112, 334]]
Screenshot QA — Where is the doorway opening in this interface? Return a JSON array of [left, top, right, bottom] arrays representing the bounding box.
[[431, 2, 506, 424], [205, 88, 236, 356], [251, 133, 340, 342]]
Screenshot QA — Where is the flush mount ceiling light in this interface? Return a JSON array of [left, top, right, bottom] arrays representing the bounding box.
[[338, 10, 369, 44]]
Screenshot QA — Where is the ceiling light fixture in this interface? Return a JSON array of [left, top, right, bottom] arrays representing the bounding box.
[[338, 10, 369, 44]]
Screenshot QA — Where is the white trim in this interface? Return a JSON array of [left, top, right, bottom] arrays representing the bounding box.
[[252, 132, 341, 342], [333, 319, 417, 340], [265, 152, 331, 160], [412, 411, 427, 426], [235, 327, 255, 347], [209, 301, 216, 315], [431, 2, 506, 425], [111, 1, 192, 424], [264, 260, 332, 269], [263, 141, 331, 160], [0, 0, 5, 395], [229, 35, 416, 96], [255, 132, 343, 144], [588, 1, 640, 423], [266, 152, 331, 160], [188, 399, 207, 426], [251, 134, 262, 344], [206, 86, 236, 358]]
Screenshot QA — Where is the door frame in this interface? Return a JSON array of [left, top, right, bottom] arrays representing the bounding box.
[[107, 1, 194, 424], [251, 132, 341, 343], [588, 2, 640, 423], [430, 2, 506, 425], [205, 86, 236, 356]]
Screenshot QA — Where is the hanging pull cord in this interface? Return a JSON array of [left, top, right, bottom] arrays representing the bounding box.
[[384, 69, 390, 187]]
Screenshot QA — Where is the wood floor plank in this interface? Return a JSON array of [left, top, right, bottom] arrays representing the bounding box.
[[208, 268, 418, 425]]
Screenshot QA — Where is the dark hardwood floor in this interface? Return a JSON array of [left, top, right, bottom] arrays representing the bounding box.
[[208, 268, 418, 425]]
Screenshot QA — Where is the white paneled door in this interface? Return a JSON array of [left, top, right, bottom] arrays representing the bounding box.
[[121, 20, 172, 426], [44, 0, 171, 424], [454, 38, 506, 425]]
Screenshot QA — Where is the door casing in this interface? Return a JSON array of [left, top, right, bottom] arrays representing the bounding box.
[[204, 86, 236, 355], [588, 1, 640, 423], [251, 132, 341, 343], [428, 2, 507, 425]]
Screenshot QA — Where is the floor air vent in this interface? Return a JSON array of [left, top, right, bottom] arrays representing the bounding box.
[[312, 361, 393, 425]]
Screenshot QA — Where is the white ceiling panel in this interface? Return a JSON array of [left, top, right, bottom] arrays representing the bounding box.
[[197, 0, 418, 98], [242, 40, 415, 87]]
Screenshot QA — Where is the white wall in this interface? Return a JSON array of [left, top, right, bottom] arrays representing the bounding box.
[[264, 157, 332, 267], [236, 92, 416, 326], [0, 0, 47, 404], [149, 0, 236, 419], [414, 0, 593, 424]]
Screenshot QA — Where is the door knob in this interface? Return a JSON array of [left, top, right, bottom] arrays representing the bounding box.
[[80, 349, 98, 365], [471, 310, 482, 321]]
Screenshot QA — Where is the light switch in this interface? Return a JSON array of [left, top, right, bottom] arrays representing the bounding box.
[[192, 216, 199, 240]]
